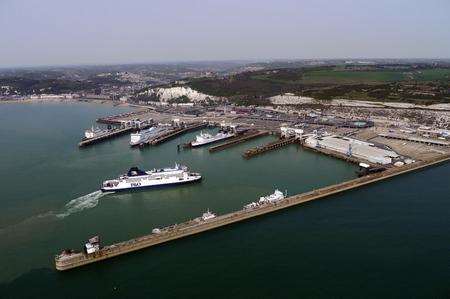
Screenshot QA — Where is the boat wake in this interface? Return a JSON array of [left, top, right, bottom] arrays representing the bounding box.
[[56, 190, 113, 218], [0, 191, 114, 235]]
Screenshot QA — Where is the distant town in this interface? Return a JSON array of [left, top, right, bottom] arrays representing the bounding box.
[[0, 59, 448, 106]]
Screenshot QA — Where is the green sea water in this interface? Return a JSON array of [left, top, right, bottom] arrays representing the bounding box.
[[0, 102, 449, 298]]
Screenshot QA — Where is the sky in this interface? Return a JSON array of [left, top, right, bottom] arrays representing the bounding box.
[[1, 0, 449, 67]]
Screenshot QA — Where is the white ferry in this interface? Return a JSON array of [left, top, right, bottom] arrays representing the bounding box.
[[130, 126, 168, 146], [191, 130, 235, 147], [101, 164, 202, 192]]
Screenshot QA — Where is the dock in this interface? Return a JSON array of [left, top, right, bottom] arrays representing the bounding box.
[[55, 154, 450, 271], [378, 133, 450, 147], [78, 126, 135, 147], [96, 109, 152, 125], [145, 123, 207, 146], [301, 142, 374, 166], [242, 137, 297, 159], [208, 130, 269, 153]]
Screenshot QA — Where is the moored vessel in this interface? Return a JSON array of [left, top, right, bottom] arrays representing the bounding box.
[[190, 130, 235, 147], [130, 126, 168, 146], [244, 189, 286, 210], [199, 209, 216, 221]]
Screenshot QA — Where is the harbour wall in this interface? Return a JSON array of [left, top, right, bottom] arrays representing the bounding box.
[[56, 154, 450, 271]]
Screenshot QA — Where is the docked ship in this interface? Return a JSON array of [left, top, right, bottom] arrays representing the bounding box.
[[83, 126, 108, 140], [101, 164, 202, 192], [199, 209, 216, 221], [244, 189, 286, 210], [130, 126, 168, 146], [190, 130, 235, 147]]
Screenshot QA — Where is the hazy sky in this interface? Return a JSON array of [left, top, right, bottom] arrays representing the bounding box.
[[1, 0, 449, 67]]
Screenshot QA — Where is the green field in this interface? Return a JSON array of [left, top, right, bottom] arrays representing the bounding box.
[[301, 70, 406, 84], [251, 68, 450, 85], [188, 66, 449, 105], [413, 68, 450, 81]]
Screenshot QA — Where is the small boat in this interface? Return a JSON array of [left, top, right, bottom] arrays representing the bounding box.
[[83, 126, 108, 140], [200, 210, 216, 221], [244, 189, 286, 209], [84, 236, 101, 254], [258, 189, 285, 204]]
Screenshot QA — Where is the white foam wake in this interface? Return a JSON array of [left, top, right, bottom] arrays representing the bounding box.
[[56, 190, 113, 218], [0, 191, 115, 235]]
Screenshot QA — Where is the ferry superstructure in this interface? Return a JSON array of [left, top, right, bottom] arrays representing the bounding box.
[[130, 126, 168, 146], [101, 164, 201, 192], [191, 131, 235, 147]]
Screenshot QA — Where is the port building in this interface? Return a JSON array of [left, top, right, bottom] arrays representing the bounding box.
[[280, 126, 304, 139], [304, 135, 399, 165]]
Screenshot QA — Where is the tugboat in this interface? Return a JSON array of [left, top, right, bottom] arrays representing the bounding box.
[[101, 164, 202, 192]]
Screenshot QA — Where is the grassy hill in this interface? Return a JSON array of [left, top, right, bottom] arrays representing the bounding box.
[[187, 66, 450, 105]]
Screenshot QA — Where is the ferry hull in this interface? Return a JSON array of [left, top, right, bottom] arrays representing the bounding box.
[[101, 176, 202, 193], [191, 135, 234, 147]]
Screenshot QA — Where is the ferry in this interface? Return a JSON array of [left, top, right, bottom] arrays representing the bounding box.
[[190, 130, 235, 147], [101, 164, 202, 192], [130, 126, 168, 146]]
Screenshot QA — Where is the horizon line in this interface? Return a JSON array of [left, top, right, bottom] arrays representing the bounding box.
[[1, 57, 450, 70]]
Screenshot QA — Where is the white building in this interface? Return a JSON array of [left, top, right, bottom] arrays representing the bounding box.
[[280, 126, 304, 139], [304, 135, 399, 165]]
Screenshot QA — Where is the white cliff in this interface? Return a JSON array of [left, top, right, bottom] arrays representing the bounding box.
[[139, 86, 217, 103]]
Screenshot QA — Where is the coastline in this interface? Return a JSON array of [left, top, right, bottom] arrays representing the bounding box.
[[270, 94, 450, 111], [4, 96, 450, 112], [0, 98, 133, 108]]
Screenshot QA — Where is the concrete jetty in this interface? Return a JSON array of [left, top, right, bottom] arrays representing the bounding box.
[[78, 126, 135, 147], [301, 142, 375, 166], [379, 133, 450, 147], [243, 137, 297, 159], [96, 109, 152, 125], [145, 123, 207, 146], [208, 130, 269, 153], [54, 154, 450, 271]]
